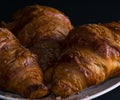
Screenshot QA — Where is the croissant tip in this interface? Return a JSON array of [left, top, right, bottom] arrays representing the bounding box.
[[25, 84, 49, 99], [51, 80, 74, 97]]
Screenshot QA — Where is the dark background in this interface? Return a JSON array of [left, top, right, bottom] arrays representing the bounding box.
[[0, 0, 120, 100]]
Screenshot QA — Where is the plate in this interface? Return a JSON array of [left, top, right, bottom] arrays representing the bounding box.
[[0, 76, 120, 100]]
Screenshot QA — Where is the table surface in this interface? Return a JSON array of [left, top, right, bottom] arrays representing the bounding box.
[[0, 0, 120, 100]]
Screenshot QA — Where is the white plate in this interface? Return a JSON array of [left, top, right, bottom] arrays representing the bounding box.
[[0, 76, 120, 100]]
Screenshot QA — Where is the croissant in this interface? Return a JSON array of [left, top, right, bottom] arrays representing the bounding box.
[[2, 5, 73, 70], [0, 28, 48, 99], [5, 5, 72, 35], [45, 22, 120, 97]]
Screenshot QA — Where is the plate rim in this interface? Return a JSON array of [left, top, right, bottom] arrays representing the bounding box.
[[82, 80, 120, 100]]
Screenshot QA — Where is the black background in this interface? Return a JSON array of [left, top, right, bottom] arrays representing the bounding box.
[[0, 0, 120, 100]]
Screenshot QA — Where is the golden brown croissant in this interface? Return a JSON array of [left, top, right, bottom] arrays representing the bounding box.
[[2, 5, 73, 70], [45, 22, 120, 97], [0, 28, 48, 99]]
